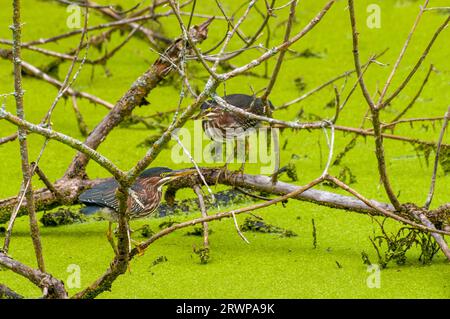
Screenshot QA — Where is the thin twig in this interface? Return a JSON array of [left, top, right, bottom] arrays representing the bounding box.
[[0, 133, 18, 145], [321, 122, 335, 177], [31, 162, 64, 203], [71, 95, 89, 137], [424, 106, 450, 209], [0, 108, 126, 181], [261, 0, 297, 106], [232, 211, 250, 244], [276, 50, 388, 110], [390, 64, 435, 122], [377, 0, 429, 106], [382, 15, 450, 107]]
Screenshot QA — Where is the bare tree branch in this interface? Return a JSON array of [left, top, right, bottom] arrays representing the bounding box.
[[11, 0, 46, 272], [0, 252, 67, 298]]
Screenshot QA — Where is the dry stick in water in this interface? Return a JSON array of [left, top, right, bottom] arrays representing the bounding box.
[[232, 211, 250, 244], [85, 0, 167, 47], [261, 0, 297, 105], [261, 0, 297, 184], [1, 27, 127, 67], [168, 0, 219, 80], [214, 0, 249, 45], [193, 185, 210, 251], [171, 133, 216, 202], [278, 49, 388, 111], [312, 218, 317, 249], [424, 106, 450, 209], [383, 116, 445, 130], [44, 2, 91, 124], [0, 284, 23, 299], [220, 0, 336, 80], [211, 0, 257, 72], [2, 181, 26, 252]]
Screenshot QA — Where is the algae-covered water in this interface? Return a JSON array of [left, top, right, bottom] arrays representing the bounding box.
[[0, 0, 449, 298]]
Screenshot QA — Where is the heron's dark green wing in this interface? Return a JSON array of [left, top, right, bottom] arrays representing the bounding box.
[[79, 179, 120, 211]]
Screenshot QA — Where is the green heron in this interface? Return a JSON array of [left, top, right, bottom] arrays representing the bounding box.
[[79, 167, 192, 220], [194, 94, 274, 171], [196, 94, 274, 141]]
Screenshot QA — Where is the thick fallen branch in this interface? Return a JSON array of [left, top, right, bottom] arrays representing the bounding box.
[[0, 284, 23, 299], [129, 173, 450, 261], [3, 168, 449, 228], [0, 178, 102, 223], [0, 252, 67, 298], [410, 209, 450, 260]]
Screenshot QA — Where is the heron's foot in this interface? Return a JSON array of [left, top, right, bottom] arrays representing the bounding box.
[[215, 162, 229, 184], [131, 239, 146, 256], [270, 171, 279, 185], [238, 162, 246, 179]]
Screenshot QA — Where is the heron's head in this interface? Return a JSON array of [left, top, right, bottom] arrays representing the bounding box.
[[191, 100, 220, 120], [141, 167, 196, 191]]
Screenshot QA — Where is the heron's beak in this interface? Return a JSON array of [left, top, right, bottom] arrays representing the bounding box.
[[191, 107, 215, 120], [157, 168, 197, 186], [197, 16, 214, 32]]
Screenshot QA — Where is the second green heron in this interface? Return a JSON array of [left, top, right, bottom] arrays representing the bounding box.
[[195, 94, 274, 141], [78, 167, 193, 220]]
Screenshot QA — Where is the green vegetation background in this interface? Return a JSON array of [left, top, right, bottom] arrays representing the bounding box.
[[0, 0, 449, 298]]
